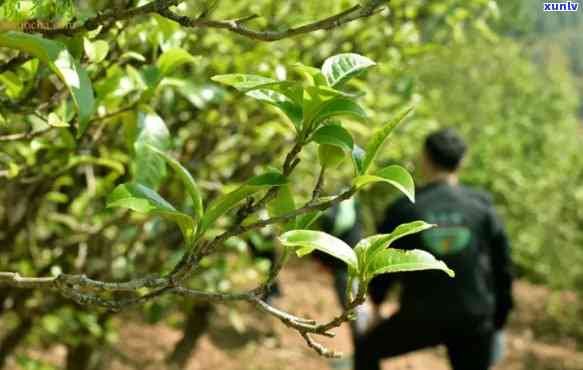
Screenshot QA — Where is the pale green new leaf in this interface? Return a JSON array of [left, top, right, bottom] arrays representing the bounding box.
[[120, 51, 146, 62], [47, 113, 69, 128], [361, 107, 413, 173], [211, 74, 276, 91], [199, 172, 288, 235], [354, 165, 415, 202], [145, 145, 204, 221], [321, 53, 376, 88], [0, 32, 95, 136], [355, 221, 435, 271], [279, 230, 358, 270], [368, 248, 455, 278], [107, 183, 196, 243], [157, 47, 199, 76], [83, 38, 109, 63]]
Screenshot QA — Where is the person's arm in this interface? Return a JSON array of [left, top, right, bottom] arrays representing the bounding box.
[[487, 207, 514, 330]]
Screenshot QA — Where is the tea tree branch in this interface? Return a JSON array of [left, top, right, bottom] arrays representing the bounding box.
[[0, 187, 356, 294], [157, 1, 387, 42], [34, 0, 387, 41]]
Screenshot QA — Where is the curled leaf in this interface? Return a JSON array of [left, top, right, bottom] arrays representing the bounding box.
[[279, 230, 358, 270], [354, 165, 415, 202]]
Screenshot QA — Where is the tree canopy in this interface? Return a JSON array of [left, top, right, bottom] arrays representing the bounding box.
[[0, 0, 582, 369]]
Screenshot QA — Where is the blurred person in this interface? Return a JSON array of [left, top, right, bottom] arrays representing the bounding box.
[[317, 197, 370, 345], [354, 128, 514, 370]]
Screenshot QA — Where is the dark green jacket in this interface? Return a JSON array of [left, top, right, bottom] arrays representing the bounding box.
[[370, 181, 513, 329], [316, 198, 363, 269]]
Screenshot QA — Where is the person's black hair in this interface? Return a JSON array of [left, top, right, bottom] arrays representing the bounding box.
[[424, 128, 467, 171]]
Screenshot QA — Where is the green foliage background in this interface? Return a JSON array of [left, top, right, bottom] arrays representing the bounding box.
[[0, 0, 582, 368]]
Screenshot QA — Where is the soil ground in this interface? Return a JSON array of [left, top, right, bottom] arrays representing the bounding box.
[[12, 259, 583, 370]]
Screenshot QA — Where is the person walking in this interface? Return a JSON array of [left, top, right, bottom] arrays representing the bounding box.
[[317, 197, 367, 344], [354, 128, 514, 370]]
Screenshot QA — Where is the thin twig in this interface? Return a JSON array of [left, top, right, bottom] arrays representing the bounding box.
[[39, 0, 184, 36], [301, 332, 342, 358], [310, 167, 326, 204], [0, 128, 52, 142], [158, 1, 386, 42]]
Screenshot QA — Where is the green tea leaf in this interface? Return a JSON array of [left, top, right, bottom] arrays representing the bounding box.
[[213, 74, 304, 128], [246, 89, 303, 129], [321, 53, 376, 88], [199, 172, 288, 235], [279, 230, 358, 270], [47, 112, 69, 127], [157, 47, 199, 76], [108, 182, 173, 212], [83, 38, 109, 63], [212, 74, 276, 91], [0, 71, 23, 98], [145, 145, 204, 222], [267, 184, 296, 231], [296, 210, 323, 229], [304, 87, 367, 127], [107, 183, 196, 243], [134, 110, 170, 189], [352, 144, 366, 175], [0, 31, 95, 136], [292, 63, 327, 86], [361, 107, 413, 173], [318, 144, 346, 168], [355, 221, 435, 271], [312, 123, 354, 151], [120, 51, 146, 62], [213, 74, 303, 103], [368, 248, 454, 278], [141, 65, 162, 89], [354, 165, 415, 202]]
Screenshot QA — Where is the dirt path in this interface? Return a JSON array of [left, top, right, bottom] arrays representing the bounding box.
[[114, 259, 583, 370], [14, 259, 583, 370]]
